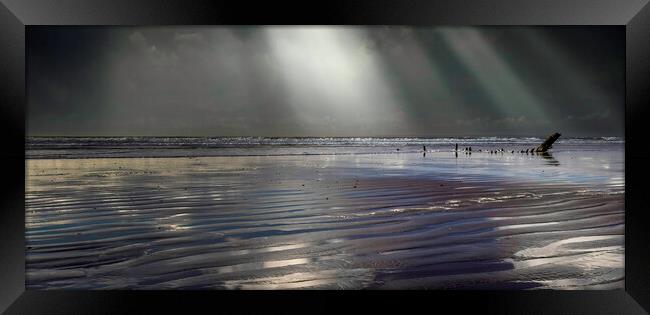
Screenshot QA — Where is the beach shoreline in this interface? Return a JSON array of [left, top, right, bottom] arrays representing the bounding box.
[[25, 143, 624, 290]]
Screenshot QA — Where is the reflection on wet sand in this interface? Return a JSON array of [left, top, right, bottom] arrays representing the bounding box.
[[539, 152, 560, 166], [454, 149, 560, 166], [26, 149, 623, 289]]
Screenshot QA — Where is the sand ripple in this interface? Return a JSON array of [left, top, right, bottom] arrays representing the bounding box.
[[26, 154, 624, 289]]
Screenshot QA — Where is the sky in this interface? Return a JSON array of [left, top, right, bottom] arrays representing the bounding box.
[[27, 26, 624, 137]]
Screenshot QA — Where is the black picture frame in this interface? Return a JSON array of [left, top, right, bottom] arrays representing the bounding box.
[[1, 0, 649, 313]]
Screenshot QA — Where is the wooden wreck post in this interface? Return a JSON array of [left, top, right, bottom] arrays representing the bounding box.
[[534, 132, 561, 152]]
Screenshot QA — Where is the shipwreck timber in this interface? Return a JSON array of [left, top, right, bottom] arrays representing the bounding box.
[[534, 132, 561, 153], [451, 132, 562, 154]]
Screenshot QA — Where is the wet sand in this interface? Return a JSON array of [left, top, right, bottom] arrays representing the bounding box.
[[25, 151, 624, 289]]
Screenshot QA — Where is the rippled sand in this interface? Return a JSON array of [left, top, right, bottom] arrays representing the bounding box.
[[26, 151, 624, 289]]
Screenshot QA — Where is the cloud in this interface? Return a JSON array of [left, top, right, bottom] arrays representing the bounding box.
[[566, 109, 611, 121], [27, 26, 624, 137], [457, 115, 528, 127], [493, 115, 528, 125]]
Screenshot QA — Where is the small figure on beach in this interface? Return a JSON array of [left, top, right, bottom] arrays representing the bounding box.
[[455, 143, 458, 151]]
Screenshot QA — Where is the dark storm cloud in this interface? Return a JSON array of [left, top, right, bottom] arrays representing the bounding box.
[[28, 27, 115, 134], [27, 26, 624, 137]]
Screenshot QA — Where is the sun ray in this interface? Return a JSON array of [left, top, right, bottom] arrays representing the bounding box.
[[263, 27, 409, 136], [438, 27, 551, 132]]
